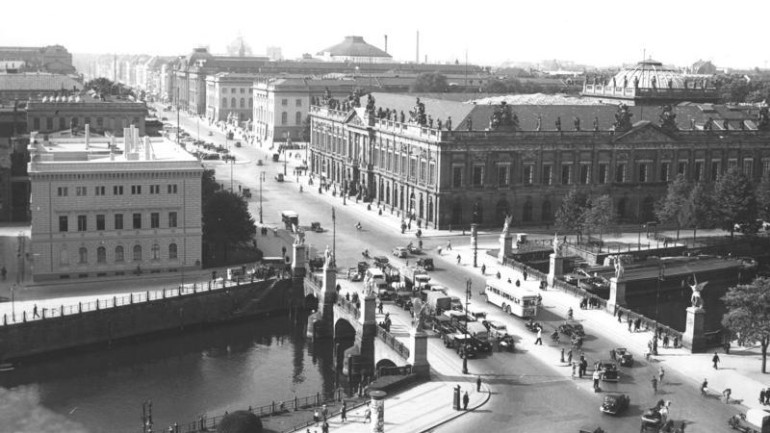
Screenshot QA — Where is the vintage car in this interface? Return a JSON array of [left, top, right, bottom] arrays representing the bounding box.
[[347, 268, 362, 282], [641, 407, 663, 432], [433, 315, 455, 335], [373, 256, 390, 268], [392, 247, 408, 258], [310, 222, 324, 233], [599, 393, 629, 415], [558, 322, 586, 337], [483, 320, 509, 339], [728, 409, 770, 433], [417, 257, 435, 271], [450, 296, 464, 311], [407, 243, 421, 254], [614, 347, 634, 367], [597, 361, 620, 382], [498, 334, 516, 352], [394, 292, 414, 311]]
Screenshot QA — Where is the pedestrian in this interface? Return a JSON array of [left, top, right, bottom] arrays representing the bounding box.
[[658, 367, 665, 385], [610, 349, 616, 361], [456, 254, 461, 265], [447, 241, 452, 251], [635, 318, 641, 332], [567, 349, 573, 364], [592, 369, 601, 392], [759, 388, 766, 405], [660, 403, 669, 425], [313, 408, 320, 424], [628, 319, 633, 333], [364, 406, 371, 423], [571, 362, 576, 378], [496, 271, 501, 279], [33, 304, 39, 318], [712, 352, 721, 369], [322, 404, 328, 421], [723, 388, 732, 404], [481, 264, 486, 275], [663, 334, 670, 348], [535, 328, 543, 345], [617, 310, 622, 323], [341, 402, 347, 422], [377, 300, 383, 314], [673, 336, 678, 348], [523, 270, 528, 281], [651, 376, 658, 394], [463, 391, 470, 410], [515, 279, 521, 287], [321, 421, 329, 433], [765, 388, 770, 405], [0, 265, 6, 280]]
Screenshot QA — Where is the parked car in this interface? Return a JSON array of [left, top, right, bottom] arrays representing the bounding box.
[[558, 322, 585, 337], [310, 222, 324, 233], [600, 393, 629, 415], [348, 268, 362, 282], [234, 141, 242, 148], [373, 256, 390, 268], [483, 320, 509, 339], [449, 297, 463, 311], [614, 347, 634, 367], [597, 360, 620, 382], [392, 247, 408, 258], [275, 173, 285, 182], [417, 257, 434, 271]]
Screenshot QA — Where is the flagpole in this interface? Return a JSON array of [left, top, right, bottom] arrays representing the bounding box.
[[332, 206, 336, 268]]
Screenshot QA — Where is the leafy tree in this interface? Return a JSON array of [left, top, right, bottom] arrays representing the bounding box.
[[201, 170, 254, 264], [655, 174, 691, 240], [713, 167, 757, 237], [687, 182, 713, 241], [554, 189, 588, 242], [301, 115, 311, 142], [410, 72, 449, 92], [482, 79, 509, 93], [202, 169, 220, 203], [756, 174, 770, 222], [583, 194, 614, 240], [722, 277, 770, 372]]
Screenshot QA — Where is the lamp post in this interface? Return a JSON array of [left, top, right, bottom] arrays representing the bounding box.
[[462, 278, 471, 374], [259, 171, 265, 224], [655, 263, 665, 330]]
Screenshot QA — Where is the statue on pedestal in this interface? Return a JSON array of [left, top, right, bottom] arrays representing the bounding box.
[[411, 298, 427, 331], [324, 245, 334, 268], [613, 255, 625, 280], [293, 229, 305, 246], [502, 214, 513, 235], [552, 233, 565, 257], [689, 274, 708, 308]]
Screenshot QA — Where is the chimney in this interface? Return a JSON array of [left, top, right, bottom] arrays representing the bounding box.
[[384, 34, 388, 54], [416, 31, 419, 64]]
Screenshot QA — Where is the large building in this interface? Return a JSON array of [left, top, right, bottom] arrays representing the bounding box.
[[28, 127, 203, 281], [205, 73, 255, 123], [310, 93, 769, 229], [26, 98, 147, 135], [316, 36, 392, 64], [0, 72, 82, 102], [0, 106, 28, 222], [0, 45, 75, 74]]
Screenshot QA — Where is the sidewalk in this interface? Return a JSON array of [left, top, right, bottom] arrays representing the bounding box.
[[445, 238, 770, 413]]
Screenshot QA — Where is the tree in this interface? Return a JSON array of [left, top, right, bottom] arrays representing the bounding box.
[[203, 190, 256, 263], [687, 182, 713, 242], [722, 277, 770, 372], [554, 189, 588, 242], [202, 169, 220, 203], [756, 174, 770, 222], [713, 167, 757, 237], [482, 79, 509, 93], [583, 195, 614, 240], [655, 174, 691, 240], [410, 72, 449, 92]]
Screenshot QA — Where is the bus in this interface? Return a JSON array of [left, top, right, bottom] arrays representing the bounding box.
[[483, 279, 539, 318], [281, 211, 299, 230]]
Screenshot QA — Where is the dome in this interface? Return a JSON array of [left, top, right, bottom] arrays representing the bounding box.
[[317, 36, 391, 59], [611, 59, 687, 90], [217, 410, 263, 433]]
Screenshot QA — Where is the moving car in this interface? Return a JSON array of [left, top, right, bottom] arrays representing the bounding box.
[[597, 361, 620, 382], [348, 268, 362, 282], [417, 257, 434, 271], [392, 247, 408, 258], [275, 173, 285, 182], [558, 322, 585, 337], [373, 256, 390, 268], [483, 320, 509, 339], [310, 222, 324, 233], [614, 347, 634, 367], [600, 393, 629, 415]]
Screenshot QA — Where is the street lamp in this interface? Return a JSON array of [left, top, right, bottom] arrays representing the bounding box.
[[655, 263, 665, 330], [463, 278, 471, 374], [259, 171, 265, 224]]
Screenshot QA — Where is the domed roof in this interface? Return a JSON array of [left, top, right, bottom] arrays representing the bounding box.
[[318, 36, 391, 59], [611, 59, 687, 89], [217, 410, 263, 433]]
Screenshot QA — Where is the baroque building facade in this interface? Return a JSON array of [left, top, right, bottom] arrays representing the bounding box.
[[309, 93, 770, 230]]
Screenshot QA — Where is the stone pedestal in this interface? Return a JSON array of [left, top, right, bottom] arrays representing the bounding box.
[[498, 233, 512, 264], [306, 263, 337, 339], [547, 253, 564, 288], [292, 243, 306, 278], [607, 277, 626, 313], [408, 329, 430, 377], [369, 390, 387, 433], [361, 295, 376, 325], [683, 307, 707, 353]]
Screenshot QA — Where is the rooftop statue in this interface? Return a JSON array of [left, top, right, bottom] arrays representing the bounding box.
[[613, 103, 633, 133], [489, 101, 518, 131], [659, 104, 678, 132]]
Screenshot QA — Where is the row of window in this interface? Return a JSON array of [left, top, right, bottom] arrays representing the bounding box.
[[281, 99, 302, 107], [371, 149, 437, 184], [57, 184, 178, 197], [32, 116, 141, 131], [449, 159, 766, 188], [280, 111, 304, 126], [62, 243, 178, 265], [224, 88, 251, 94], [221, 97, 253, 109], [59, 212, 178, 232]]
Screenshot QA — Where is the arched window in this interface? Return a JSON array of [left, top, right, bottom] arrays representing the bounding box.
[[231, 97, 236, 108], [281, 112, 288, 125], [541, 200, 553, 222], [115, 246, 124, 262], [295, 112, 302, 125], [169, 243, 178, 259], [133, 245, 142, 261], [248, 98, 253, 109], [151, 243, 160, 260], [240, 98, 245, 109], [221, 97, 227, 108], [78, 247, 88, 264], [97, 246, 106, 264]]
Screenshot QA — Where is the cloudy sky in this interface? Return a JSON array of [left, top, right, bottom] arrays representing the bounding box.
[[2, 0, 768, 69]]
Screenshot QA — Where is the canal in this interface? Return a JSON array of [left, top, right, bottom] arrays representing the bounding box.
[[0, 315, 341, 433]]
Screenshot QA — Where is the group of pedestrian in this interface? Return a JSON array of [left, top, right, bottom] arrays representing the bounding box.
[[758, 387, 770, 405], [573, 355, 588, 378], [579, 297, 599, 309], [627, 317, 642, 333]]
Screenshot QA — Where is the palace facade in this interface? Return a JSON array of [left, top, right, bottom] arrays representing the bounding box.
[[309, 93, 769, 230]]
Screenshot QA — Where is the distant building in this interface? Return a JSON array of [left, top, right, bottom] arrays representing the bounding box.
[[691, 60, 717, 75], [26, 98, 147, 135], [28, 127, 203, 281], [581, 59, 719, 105], [205, 73, 255, 123], [316, 36, 392, 64], [0, 45, 76, 74], [266, 47, 283, 61], [310, 93, 770, 229], [0, 72, 82, 101]]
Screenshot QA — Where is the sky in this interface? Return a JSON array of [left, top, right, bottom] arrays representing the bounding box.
[[2, 0, 769, 69]]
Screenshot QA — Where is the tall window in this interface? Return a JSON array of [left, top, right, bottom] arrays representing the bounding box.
[[295, 112, 302, 125], [711, 161, 721, 181], [677, 162, 688, 177], [96, 214, 105, 231], [57, 187, 68, 196], [598, 163, 609, 184], [542, 164, 552, 185], [151, 243, 160, 260], [151, 212, 160, 229], [169, 212, 178, 228], [167, 184, 178, 194], [580, 164, 591, 184], [221, 97, 227, 108], [240, 98, 245, 108], [115, 246, 124, 262], [77, 215, 87, 231], [296, 99, 302, 107], [523, 165, 534, 185], [133, 245, 142, 261], [561, 164, 572, 185], [281, 112, 288, 125], [115, 214, 123, 230], [615, 163, 626, 183], [231, 97, 236, 108], [638, 163, 649, 183], [472, 166, 484, 186], [169, 243, 178, 260], [429, 163, 436, 185], [78, 247, 88, 264], [59, 216, 68, 232], [498, 165, 510, 186], [113, 185, 123, 195], [131, 185, 142, 195], [133, 213, 142, 229], [95, 186, 105, 196], [660, 162, 670, 182], [694, 161, 704, 181], [76, 186, 87, 196], [97, 247, 106, 264], [452, 166, 463, 188], [411, 158, 418, 179], [743, 159, 754, 179]]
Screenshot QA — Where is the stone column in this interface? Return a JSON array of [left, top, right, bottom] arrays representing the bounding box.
[[547, 253, 564, 288], [369, 390, 387, 433], [498, 232, 512, 264], [306, 261, 336, 339], [470, 223, 479, 268], [292, 243, 306, 279], [683, 307, 706, 353], [408, 329, 430, 377], [607, 277, 626, 313]]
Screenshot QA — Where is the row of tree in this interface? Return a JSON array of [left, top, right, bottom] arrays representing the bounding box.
[[201, 170, 256, 265], [553, 190, 615, 243]]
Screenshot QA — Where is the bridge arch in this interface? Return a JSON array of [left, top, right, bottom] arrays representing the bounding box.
[[334, 318, 357, 371]]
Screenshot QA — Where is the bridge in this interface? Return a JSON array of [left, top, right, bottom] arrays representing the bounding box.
[[296, 243, 427, 380]]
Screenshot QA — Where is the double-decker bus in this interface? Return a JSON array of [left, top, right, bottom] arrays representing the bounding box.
[[483, 279, 539, 318]]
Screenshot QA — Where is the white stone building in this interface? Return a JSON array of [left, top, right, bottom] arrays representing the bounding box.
[[28, 126, 203, 281]]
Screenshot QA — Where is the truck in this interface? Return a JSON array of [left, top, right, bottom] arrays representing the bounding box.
[[281, 210, 299, 230], [426, 291, 451, 314], [465, 321, 493, 352], [401, 266, 431, 290], [729, 408, 770, 433]]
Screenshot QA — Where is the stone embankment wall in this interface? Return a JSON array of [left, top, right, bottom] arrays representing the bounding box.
[[0, 278, 298, 361]]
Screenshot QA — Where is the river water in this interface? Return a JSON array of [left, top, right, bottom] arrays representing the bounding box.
[[0, 315, 338, 433]]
